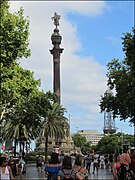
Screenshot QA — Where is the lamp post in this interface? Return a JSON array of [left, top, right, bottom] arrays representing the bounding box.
[[121, 133, 124, 153], [0, 124, 2, 153], [69, 114, 71, 150]]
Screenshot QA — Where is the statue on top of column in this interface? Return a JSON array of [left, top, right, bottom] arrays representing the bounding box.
[[51, 12, 61, 29]]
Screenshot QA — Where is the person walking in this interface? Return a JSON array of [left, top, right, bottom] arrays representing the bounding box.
[[100, 155, 105, 169], [70, 153, 76, 167], [59, 152, 65, 164], [44, 152, 62, 180], [112, 154, 121, 180], [109, 154, 114, 172], [104, 155, 109, 172], [129, 148, 135, 174], [84, 154, 92, 173], [0, 156, 14, 180], [120, 149, 131, 166], [73, 154, 88, 179], [58, 155, 83, 180], [37, 155, 43, 172], [8, 157, 17, 179], [118, 149, 131, 179], [93, 152, 100, 174], [15, 155, 24, 180]]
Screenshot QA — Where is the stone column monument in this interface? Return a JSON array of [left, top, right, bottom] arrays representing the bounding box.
[[50, 12, 64, 104], [49, 13, 75, 154]]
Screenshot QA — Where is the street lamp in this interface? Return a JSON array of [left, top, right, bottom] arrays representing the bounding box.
[[69, 114, 72, 138]]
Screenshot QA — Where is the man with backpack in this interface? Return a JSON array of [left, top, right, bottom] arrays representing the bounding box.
[[116, 149, 131, 180]]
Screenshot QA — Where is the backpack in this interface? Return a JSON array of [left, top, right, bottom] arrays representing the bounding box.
[[62, 169, 75, 180], [116, 163, 130, 180]]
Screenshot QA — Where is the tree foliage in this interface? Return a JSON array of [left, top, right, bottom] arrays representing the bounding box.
[[0, 0, 33, 120], [100, 28, 135, 125], [72, 134, 91, 154], [0, 0, 30, 66], [0, 1, 68, 157], [96, 133, 134, 154], [40, 102, 68, 162]]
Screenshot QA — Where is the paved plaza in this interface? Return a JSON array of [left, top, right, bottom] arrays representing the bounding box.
[[23, 164, 114, 179]]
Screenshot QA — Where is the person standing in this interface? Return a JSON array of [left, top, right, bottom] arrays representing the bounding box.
[[85, 154, 92, 173], [0, 156, 14, 180], [129, 148, 135, 174], [58, 155, 83, 180], [104, 155, 109, 172], [73, 154, 88, 179], [70, 153, 76, 167], [93, 152, 100, 174], [8, 157, 17, 179], [120, 149, 131, 166], [109, 154, 114, 172], [37, 155, 43, 172], [59, 152, 65, 164], [100, 155, 105, 169], [118, 149, 131, 179], [112, 154, 121, 179], [44, 152, 62, 180]]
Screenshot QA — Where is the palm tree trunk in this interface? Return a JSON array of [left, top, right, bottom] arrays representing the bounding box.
[[22, 142, 25, 158], [14, 139, 17, 156], [45, 136, 48, 163], [19, 141, 22, 153]]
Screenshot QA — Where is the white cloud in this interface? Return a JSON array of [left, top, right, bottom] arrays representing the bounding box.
[[9, 1, 133, 134], [9, 1, 108, 133], [105, 36, 121, 47], [10, 1, 108, 16]]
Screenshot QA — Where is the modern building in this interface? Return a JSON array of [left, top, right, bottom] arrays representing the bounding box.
[[77, 130, 104, 146]]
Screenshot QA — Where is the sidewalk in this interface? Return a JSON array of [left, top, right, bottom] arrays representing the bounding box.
[[88, 168, 114, 179], [23, 164, 114, 179]]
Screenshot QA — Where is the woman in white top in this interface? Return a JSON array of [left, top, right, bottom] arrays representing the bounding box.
[[93, 153, 100, 174], [0, 156, 14, 180]]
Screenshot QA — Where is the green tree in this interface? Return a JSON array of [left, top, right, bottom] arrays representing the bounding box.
[[0, 0, 31, 120], [81, 142, 91, 154], [96, 133, 134, 154], [1, 0, 30, 66], [72, 134, 91, 154], [100, 28, 135, 135], [96, 135, 119, 154], [0, 0, 43, 154], [2, 90, 57, 155], [72, 134, 86, 148], [40, 102, 68, 163], [1, 67, 42, 155]]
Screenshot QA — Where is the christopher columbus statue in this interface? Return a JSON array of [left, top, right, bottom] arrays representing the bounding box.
[[51, 12, 61, 28]]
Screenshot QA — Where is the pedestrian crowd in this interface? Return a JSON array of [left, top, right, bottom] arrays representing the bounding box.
[[0, 153, 26, 180], [42, 149, 135, 180], [112, 148, 135, 180], [1, 148, 135, 179], [44, 152, 88, 180]]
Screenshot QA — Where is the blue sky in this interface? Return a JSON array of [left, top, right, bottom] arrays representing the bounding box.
[[10, 1, 134, 137], [67, 1, 134, 64]]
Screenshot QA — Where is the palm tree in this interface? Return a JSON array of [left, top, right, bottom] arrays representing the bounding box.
[[2, 93, 43, 155], [3, 121, 26, 155], [41, 102, 68, 163], [3, 116, 38, 156]]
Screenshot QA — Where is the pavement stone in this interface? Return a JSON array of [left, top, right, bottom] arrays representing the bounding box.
[[22, 164, 114, 180]]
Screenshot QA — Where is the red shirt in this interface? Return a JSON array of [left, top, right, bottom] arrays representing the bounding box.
[[120, 153, 131, 165]]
